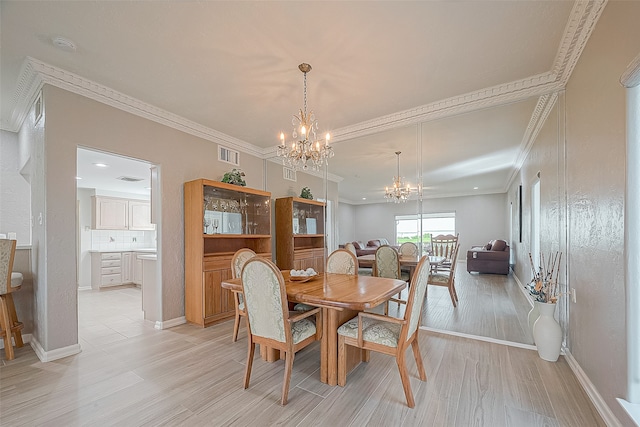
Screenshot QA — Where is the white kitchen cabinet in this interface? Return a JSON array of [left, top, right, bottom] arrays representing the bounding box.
[[91, 196, 154, 230], [91, 252, 123, 288], [128, 200, 154, 230], [92, 196, 128, 230], [122, 252, 133, 283]]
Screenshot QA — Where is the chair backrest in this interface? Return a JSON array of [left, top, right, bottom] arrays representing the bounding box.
[[402, 255, 431, 341], [0, 239, 17, 295], [399, 242, 419, 258], [326, 249, 358, 275], [241, 257, 289, 343], [432, 234, 459, 259], [231, 248, 257, 279], [375, 245, 400, 279], [344, 242, 357, 256]]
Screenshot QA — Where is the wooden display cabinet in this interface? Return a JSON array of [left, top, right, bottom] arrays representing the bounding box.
[[184, 179, 271, 327], [275, 197, 326, 272]]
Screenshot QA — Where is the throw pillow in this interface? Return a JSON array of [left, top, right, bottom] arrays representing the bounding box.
[[353, 241, 365, 250], [491, 239, 507, 251], [485, 242, 493, 250]]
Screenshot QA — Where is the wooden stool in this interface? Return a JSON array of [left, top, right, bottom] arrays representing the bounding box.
[[0, 239, 25, 360]]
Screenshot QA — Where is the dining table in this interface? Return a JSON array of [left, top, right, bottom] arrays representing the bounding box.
[[221, 271, 406, 386]]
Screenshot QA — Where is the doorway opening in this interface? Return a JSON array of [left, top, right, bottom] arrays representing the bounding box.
[[76, 147, 161, 347]]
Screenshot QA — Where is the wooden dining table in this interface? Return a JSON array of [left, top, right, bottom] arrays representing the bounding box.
[[221, 271, 406, 386]]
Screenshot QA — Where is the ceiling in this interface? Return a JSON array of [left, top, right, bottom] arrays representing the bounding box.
[[1, 1, 597, 202]]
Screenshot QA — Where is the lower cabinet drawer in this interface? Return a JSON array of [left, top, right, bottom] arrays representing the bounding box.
[[102, 267, 121, 275], [102, 260, 121, 268], [101, 253, 122, 261], [101, 273, 122, 286]]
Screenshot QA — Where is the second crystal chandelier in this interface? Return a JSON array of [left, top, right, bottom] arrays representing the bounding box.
[[277, 63, 333, 171], [385, 151, 412, 203]]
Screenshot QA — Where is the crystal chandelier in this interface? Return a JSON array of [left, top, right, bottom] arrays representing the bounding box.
[[277, 63, 333, 171], [385, 151, 412, 203]]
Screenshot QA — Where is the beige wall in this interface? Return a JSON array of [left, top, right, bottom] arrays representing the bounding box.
[[34, 85, 266, 350], [510, 2, 639, 424]]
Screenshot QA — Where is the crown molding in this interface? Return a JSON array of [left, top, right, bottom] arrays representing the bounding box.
[[552, 0, 608, 86], [330, 72, 561, 144], [329, 1, 605, 146], [3, 59, 43, 132], [15, 57, 267, 158], [621, 52, 640, 88]]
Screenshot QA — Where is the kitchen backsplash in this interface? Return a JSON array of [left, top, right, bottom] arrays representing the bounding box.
[[91, 230, 156, 250]]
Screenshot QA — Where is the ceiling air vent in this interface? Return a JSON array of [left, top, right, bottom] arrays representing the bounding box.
[[219, 146, 240, 166], [283, 167, 297, 182], [116, 176, 144, 182]]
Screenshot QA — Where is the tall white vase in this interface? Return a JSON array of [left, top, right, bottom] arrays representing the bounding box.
[[527, 303, 540, 343], [533, 301, 562, 362]]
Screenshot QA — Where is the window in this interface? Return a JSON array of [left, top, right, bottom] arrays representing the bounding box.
[[395, 212, 455, 254]]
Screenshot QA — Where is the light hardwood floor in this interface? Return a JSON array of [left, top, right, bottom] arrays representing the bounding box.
[[0, 285, 604, 426]]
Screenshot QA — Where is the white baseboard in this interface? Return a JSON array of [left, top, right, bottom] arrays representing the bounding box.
[[154, 316, 186, 330], [420, 326, 537, 351], [564, 348, 622, 427], [29, 336, 81, 362], [617, 398, 640, 426], [513, 272, 535, 306]]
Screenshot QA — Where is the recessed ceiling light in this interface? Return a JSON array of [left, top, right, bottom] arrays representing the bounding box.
[[93, 162, 108, 168], [75, 176, 82, 180], [52, 36, 77, 52], [362, 197, 366, 200], [474, 187, 479, 190]]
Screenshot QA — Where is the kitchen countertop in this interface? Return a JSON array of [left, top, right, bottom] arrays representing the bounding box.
[[137, 254, 157, 260]]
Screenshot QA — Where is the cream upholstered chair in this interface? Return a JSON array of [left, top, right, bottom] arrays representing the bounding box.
[[398, 242, 419, 279], [374, 245, 401, 279], [326, 249, 358, 276], [230, 248, 256, 342], [399, 242, 419, 258], [0, 239, 24, 360], [344, 242, 357, 257], [428, 243, 460, 307], [294, 249, 358, 312], [241, 257, 321, 405], [337, 255, 430, 408]]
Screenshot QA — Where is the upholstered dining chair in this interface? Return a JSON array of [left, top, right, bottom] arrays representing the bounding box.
[[295, 248, 358, 312], [399, 242, 419, 258], [428, 243, 460, 307], [0, 239, 24, 360], [241, 257, 322, 405], [344, 242, 357, 257], [326, 249, 358, 276], [374, 245, 401, 280], [230, 248, 256, 342], [337, 255, 430, 408]]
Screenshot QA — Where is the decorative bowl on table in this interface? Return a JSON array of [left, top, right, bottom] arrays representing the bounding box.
[[289, 268, 318, 282]]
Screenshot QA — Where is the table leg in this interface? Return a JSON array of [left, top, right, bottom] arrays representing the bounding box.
[[323, 308, 361, 386]]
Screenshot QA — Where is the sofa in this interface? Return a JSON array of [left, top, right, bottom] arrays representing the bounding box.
[[466, 239, 510, 275]]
